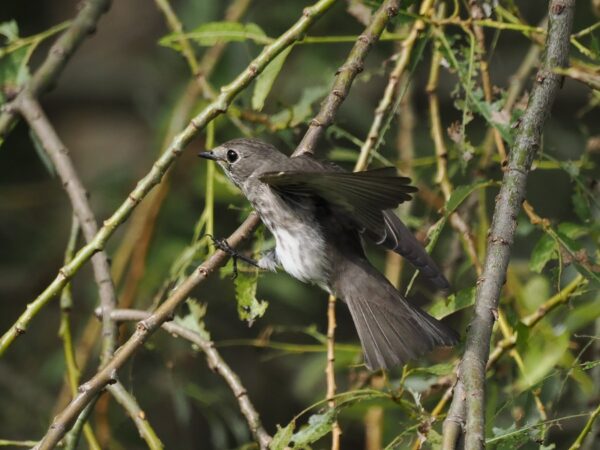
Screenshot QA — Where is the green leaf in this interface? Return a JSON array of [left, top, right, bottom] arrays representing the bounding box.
[[252, 47, 292, 111], [174, 298, 210, 341], [270, 422, 294, 450], [519, 275, 550, 311], [410, 362, 455, 377], [445, 181, 493, 216], [428, 287, 476, 319], [488, 423, 541, 449], [234, 268, 268, 326], [160, 22, 270, 49], [270, 85, 329, 130], [572, 184, 591, 222], [517, 330, 569, 390], [529, 234, 557, 273], [291, 409, 336, 448], [0, 21, 30, 105], [0, 21, 19, 41]]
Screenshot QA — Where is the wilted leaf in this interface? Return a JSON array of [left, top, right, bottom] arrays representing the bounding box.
[[270, 422, 294, 450], [529, 234, 557, 273], [291, 409, 336, 447], [235, 268, 268, 326], [428, 287, 476, 319], [160, 22, 271, 49], [252, 47, 292, 111]]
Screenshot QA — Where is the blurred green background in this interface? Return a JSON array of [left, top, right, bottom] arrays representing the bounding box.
[[1, 1, 599, 449]]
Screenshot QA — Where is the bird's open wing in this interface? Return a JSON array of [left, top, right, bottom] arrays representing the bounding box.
[[259, 167, 417, 236]]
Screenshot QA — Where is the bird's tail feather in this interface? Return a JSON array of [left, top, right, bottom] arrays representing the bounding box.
[[335, 259, 458, 370]]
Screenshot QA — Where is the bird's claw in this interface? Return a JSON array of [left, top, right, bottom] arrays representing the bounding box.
[[205, 234, 259, 279]]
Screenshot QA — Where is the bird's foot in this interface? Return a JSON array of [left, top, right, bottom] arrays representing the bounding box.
[[206, 234, 259, 279]]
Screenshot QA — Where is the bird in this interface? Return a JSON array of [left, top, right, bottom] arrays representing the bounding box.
[[199, 138, 458, 370]]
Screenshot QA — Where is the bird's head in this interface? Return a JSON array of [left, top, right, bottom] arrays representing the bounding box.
[[198, 138, 285, 188]]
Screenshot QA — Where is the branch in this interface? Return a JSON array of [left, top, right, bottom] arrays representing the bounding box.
[[17, 93, 164, 448], [0, 0, 111, 138], [51, 0, 254, 413], [354, 0, 435, 171], [0, 0, 337, 357], [16, 92, 118, 363], [325, 295, 341, 450], [293, 0, 401, 156], [33, 214, 260, 450], [568, 402, 600, 450], [106, 382, 163, 450], [443, 2, 576, 449], [103, 308, 271, 449]]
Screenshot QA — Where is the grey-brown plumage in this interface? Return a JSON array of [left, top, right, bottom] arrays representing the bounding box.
[[199, 138, 458, 369]]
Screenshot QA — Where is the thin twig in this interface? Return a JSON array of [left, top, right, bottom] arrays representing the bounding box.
[[468, 0, 508, 163], [104, 308, 271, 449], [0, 0, 111, 138], [0, 0, 337, 357], [326, 294, 341, 450], [427, 9, 482, 276], [443, 2, 576, 449], [293, 0, 401, 156], [106, 382, 164, 449], [58, 217, 101, 450], [354, 0, 435, 171], [569, 402, 600, 450]]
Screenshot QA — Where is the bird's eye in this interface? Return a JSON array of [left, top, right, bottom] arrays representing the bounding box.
[[226, 149, 239, 163]]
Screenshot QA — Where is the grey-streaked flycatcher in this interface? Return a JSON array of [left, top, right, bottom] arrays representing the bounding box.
[[199, 138, 458, 370]]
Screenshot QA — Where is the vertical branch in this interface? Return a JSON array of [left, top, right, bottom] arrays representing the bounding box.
[[443, 2, 576, 449], [468, 1, 508, 163], [354, 0, 435, 171], [58, 217, 101, 450], [325, 294, 341, 450], [293, 0, 401, 156], [427, 9, 482, 276]]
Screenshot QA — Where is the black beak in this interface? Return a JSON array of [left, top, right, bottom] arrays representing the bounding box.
[[198, 151, 218, 161]]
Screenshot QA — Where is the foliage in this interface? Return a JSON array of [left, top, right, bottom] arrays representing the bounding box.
[[1, 1, 599, 449]]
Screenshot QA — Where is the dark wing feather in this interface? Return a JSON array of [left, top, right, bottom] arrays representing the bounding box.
[[260, 165, 449, 290], [365, 211, 450, 290], [259, 168, 417, 235]]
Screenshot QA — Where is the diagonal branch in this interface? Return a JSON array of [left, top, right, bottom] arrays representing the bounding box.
[[0, 0, 111, 138], [442, 2, 576, 449], [0, 0, 338, 357], [16, 93, 118, 363], [293, 0, 401, 156], [17, 93, 163, 449], [32, 213, 260, 450]]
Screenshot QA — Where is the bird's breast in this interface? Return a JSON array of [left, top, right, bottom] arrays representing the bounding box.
[[245, 183, 329, 284]]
